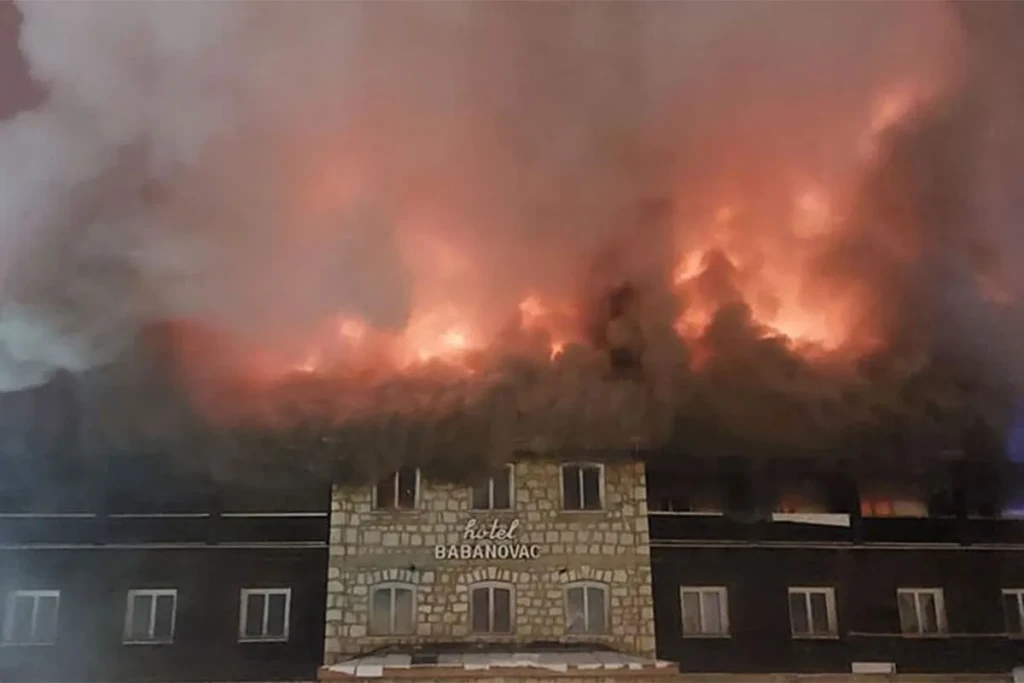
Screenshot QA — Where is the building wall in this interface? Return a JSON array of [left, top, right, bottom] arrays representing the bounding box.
[[0, 547, 327, 683], [325, 459, 655, 661], [651, 545, 1024, 675]]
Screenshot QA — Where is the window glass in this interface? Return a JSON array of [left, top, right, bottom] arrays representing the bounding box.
[[493, 588, 511, 633], [153, 594, 175, 640], [471, 588, 490, 633], [266, 592, 288, 637], [393, 588, 414, 634]]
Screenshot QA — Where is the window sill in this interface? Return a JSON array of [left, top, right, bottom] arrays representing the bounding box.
[[122, 639, 174, 646], [649, 511, 724, 517], [238, 637, 290, 644], [791, 634, 840, 640], [0, 642, 55, 647]]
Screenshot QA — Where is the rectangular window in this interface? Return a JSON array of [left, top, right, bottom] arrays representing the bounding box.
[[681, 587, 729, 637], [788, 587, 837, 638], [565, 583, 607, 634], [238, 588, 290, 642], [860, 485, 928, 518], [124, 589, 176, 643], [369, 584, 415, 635], [374, 467, 419, 510], [471, 465, 514, 511], [470, 584, 513, 634], [897, 588, 946, 635], [2, 591, 59, 645], [1003, 589, 1024, 636], [561, 464, 603, 511]]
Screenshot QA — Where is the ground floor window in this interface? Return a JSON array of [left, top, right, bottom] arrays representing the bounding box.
[[239, 588, 290, 642], [897, 588, 946, 636], [2, 590, 59, 645], [681, 586, 729, 637], [1003, 589, 1024, 636], [788, 587, 837, 638], [470, 582, 513, 634], [124, 589, 177, 643], [565, 582, 608, 635], [370, 583, 415, 635]]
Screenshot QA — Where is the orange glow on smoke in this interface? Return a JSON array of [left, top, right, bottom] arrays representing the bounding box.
[[221, 81, 955, 391]]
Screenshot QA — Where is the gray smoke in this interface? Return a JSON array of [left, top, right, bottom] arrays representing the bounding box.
[[0, 1, 966, 390]]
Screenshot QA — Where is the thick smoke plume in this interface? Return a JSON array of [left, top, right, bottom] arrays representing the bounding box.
[[0, 2, 1021, 478]]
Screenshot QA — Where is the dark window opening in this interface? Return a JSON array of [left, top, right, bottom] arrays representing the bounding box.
[[562, 464, 602, 511], [375, 467, 418, 510]]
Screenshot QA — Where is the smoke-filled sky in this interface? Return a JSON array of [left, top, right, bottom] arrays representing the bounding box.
[[0, 1, 1021, 471]]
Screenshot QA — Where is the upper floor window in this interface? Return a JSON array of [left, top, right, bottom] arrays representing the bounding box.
[[124, 589, 176, 644], [681, 586, 729, 637], [374, 467, 419, 510], [2, 590, 59, 645], [776, 483, 830, 514], [370, 583, 415, 635], [897, 588, 946, 636], [561, 464, 603, 511], [565, 581, 607, 635], [471, 465, 514, 511], [470, 582, 513, 634], [860, 484, 928, 518], [239, 588, 290, 642], [1002, 589, 1024, 636], [788, 587, 837, 638]]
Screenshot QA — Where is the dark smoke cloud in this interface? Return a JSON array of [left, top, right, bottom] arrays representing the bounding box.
[[0, 2, 1019, 481]]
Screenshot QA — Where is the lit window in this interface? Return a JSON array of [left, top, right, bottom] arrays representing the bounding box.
[[1002, 589, 1024, 636], [897, 588, 946, 635], [369, 583, 415, 635], [471, 465, 514, 511], [470, 583, 513, 634], [649, 491, 721, 514], [565, 582, 607, 634], [2, 590, 59, 645], [561, 464, 603, 511], [238, 588, 290, 642], [777, 483, 829, 514], [124, 589, 176, 644], [788, 587, 837, 638], [860, 486, 928, 518], [681, 587, 729, 637], [374, 467, 419, 510]]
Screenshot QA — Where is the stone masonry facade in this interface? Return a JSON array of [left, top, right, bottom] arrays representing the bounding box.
[[324, 459, 656, 662]]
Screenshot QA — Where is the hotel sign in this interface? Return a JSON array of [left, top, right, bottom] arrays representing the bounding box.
[[434, 518, 541, 560]]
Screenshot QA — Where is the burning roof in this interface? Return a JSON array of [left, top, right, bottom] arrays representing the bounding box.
[[0, 2, 1020, 482]]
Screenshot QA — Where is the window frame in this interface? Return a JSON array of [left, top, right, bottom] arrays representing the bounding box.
[[368, 582, 417, 636], [896, 587, 947, 636], [1, 590, 60, 646], [564, 581, 609, 635], [787, 586, 838, 639], [470, 464, 515, 511], [469, 581, 515, 634], [123, 589, 177, 645], [1003, 589, 1024, 637], [559, 463, 605, 511], [238, 588, 291, 643], [371, 467, 421, 511], [680, 586, 730, 638]]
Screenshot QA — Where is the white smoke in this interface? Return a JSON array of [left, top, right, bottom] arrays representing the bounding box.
[[0, 1, 965, 390]]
